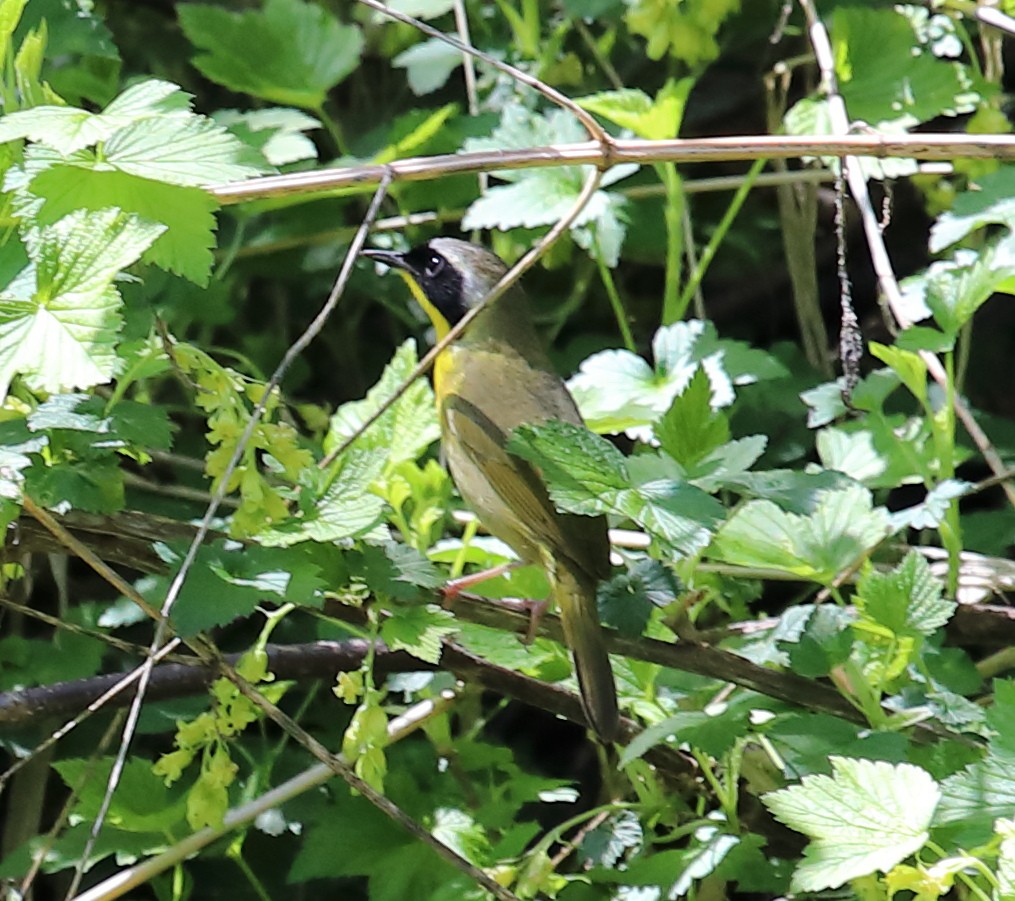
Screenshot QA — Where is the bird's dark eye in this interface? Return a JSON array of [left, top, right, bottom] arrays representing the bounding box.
[[424, 252, 445, 279]]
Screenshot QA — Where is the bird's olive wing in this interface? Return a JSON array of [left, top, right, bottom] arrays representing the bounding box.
[[442, 395, 609, 579]]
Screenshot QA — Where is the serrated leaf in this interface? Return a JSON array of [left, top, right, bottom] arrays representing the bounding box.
[[101, 115, 268, 186], [326, 340, 440, 472], [569, 320, 786, 436], [936, 753, 1015, 847], [159, 541, 322, 635], [764, 757, 939, 891], [0, 80, 188, 153], [856, 550, 955, 638], [380, 604, 456, 664], [215, 107, 320, 167], [889, 482, 974, 531], [655, 366, 729, 467], [0, 209, 164, 398], [833, 6, 982, 129], [259, 449, 386, 547], [53, 757, 186, 833], [577, 78, 692, 140], [462, 103, 633, 265], [922, 246, 1015, 336], [357, 541, 444, 600], [509, 420, 723, 557], [930, 167, 1015, 251], [687, 435, 767, 492], [22, 166, 219, 285], [710, 485, 890, 582], [784, 605, 855, 677], [179, 0, 364, 109], [598, 557, 677, 637], [816, 427, 887, 484]]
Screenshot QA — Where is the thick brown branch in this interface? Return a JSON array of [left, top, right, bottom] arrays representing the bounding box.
[[0, 637, 696, 786], [0, 640, 419, 728]]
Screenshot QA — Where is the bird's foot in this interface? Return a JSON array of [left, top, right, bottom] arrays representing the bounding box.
[[493, 597, 548, 644]]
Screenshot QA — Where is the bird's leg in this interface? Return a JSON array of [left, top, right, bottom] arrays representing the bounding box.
[[440, 562, 520, 605], [441, 563, 546, 643], [496, 597, 548, 644]]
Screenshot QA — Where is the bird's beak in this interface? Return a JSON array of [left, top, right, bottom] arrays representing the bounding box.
[[361, 248, 410, 273]]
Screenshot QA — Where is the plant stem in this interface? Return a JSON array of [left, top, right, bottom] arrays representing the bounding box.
[[594, 239, 637, 352], [659, 162, 684, 324], [675, 157, 766, 320]]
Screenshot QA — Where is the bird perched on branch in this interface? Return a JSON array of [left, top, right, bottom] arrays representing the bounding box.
[[363, 237, 620, 742]]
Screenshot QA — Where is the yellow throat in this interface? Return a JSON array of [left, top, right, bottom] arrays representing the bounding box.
[[397, 270, 454, 396]]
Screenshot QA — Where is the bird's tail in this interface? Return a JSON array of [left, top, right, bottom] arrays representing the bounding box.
[[553, 564, 620, 742]]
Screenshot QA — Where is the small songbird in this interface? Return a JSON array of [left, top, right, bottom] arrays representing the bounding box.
[[363, 237, 620, 742]]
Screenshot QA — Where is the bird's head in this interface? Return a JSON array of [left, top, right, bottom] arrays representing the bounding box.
[[363, 237, 509, 339]]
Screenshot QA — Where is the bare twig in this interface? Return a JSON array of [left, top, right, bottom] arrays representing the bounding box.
[[209, 134, 1015, 204], [71, 691, 464, 901]]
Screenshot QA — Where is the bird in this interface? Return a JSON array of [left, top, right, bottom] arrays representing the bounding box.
[[362, 237, 620, 742]]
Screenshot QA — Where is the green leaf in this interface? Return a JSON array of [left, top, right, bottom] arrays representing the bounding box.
[[178, 0, 364, 109], [26, 393, 173, 451], [655, 367, 729, 467], [214, 107, 320, 167], [380, 604, 456, 664], [0, 80, 184, 152], [930, 166, 1015, 251], [598, 557, 677, 638], [355, 541, 444, 601], [869, 342, 927, 405], [26, 457, 123, 513], [21, 165, 220, 285], [462, 104, 634, 266], [325, 340, 440, 474], [569, 319, 786, 435], [923, 246, 1015, 336], [0, 629, 105, 690], [158, 541, 323, 635], [393, 37, 462, 96], [936, 753, 1015, 848], [766, 713, 909, 777], [855, 551, 955, 639], [782, 605, 855, 678], [100, 115, 268, 187], [710, 485, 890, 582], [577, 78, 693, 140], [259, 448, 387, 547], [722, 468, 852, 515], [998, 819, 1015, 901], [895, 325, 955, 354], [686, 435, 766, 492], [0, 208, 165, 397], [508, 419, 627, 515], [52, 757, 186, 834], [764, 757, 940, 891], [509, 420, 723, 557], [833, 6, 982, 129], [816, 427, 887, 484]]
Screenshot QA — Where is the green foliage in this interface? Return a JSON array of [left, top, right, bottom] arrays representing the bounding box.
[[462, 103, 636, 266], [178, 0, 364, 111], [0, 2, 1012, 900], [764, 757, 940, 891]]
